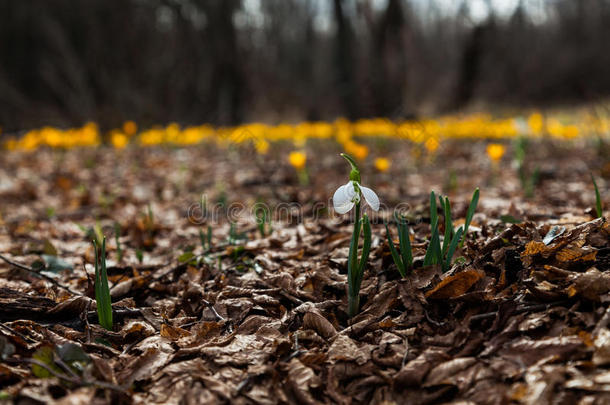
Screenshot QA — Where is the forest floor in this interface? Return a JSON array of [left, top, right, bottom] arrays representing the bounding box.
[[0, 139, 609, 404]]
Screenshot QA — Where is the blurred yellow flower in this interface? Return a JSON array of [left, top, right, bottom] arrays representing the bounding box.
[[486, 143, 505, 163], [111, 131, 129, 149], [123, 121, 137, 136], [3, 108, 609, 152], [289, 151, 307, 170], [374, 157, 391, 172], [345, 141, 369, 160], [424, 137, 439, 153], [354, 144, 369, 160], [528, 112, 544, 135], [255, 139, 269, 154], [4, 138, 17, 151]]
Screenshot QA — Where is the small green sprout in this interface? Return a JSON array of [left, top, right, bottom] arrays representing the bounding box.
[[422, 190, 475, 273], [199, 225, 212, 252], [255, 202, 272, 237], [333, 153, 380, 317], [200, 194, 208, 218], [592, 173, 603, 218], [461, 187, 479, 248], [147, 203, 154, 225], [387, 188, 477, 276], [135, 248, 143, 264], [514, 136, 539, 198], [228, 222, 247, 245], [385, 213, 413, 277], [92, 237, 113, 330], [423, 215, 441, 267]]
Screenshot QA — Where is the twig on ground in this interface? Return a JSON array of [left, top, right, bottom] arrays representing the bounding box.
[[0, 322, 37, 343], [235, 374, 251, 395], [6, 357, 127, 392], [281, 332, 303, 362], [202, 298, 225, 322], [0, 253, 83, 296], [86, 307, 141, 322], [469, 300, 571, 323]]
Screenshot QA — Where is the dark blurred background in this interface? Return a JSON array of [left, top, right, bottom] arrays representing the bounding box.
[[1, 0, 610, 131]]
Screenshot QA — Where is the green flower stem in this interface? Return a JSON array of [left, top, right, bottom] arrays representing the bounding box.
[[347, 200, 361, 318]]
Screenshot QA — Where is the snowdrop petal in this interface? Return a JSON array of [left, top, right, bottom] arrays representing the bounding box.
[[360, 185, 380, 211], [333, 182, 356, 214]]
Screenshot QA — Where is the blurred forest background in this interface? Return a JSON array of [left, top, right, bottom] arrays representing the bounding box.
[[1, 0, 610, 132]]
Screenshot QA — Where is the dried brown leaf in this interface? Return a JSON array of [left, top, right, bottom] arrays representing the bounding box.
[[303, 311, 337, 339], [425, 269, 485, 299]]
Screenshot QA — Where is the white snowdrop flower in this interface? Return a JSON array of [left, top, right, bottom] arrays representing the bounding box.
[[333, 180, 380, 214]]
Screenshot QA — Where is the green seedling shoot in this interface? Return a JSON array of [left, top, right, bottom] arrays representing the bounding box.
[[92, 237, 113, 330], [255, 202, 272, 237], [387, 188, 477, 277], [199, 225, 212, 252], [592, 173, 603, 218], [515, 136, 539, 198], [461, 188, 479, 247], [421, 190, 475, 273], [332, 153, 380, 317], [385, 213, 413, 277]]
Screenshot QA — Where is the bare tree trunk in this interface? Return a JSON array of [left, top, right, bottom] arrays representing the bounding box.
[[333, 0, 359, 119], [204, 0, 244, 125]]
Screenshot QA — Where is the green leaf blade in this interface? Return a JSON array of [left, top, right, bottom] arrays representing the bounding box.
[[441, 196, 453, 257], [397, 218, 413, 272], [444, 226, 463, 273], [592, 174, 603, 218], [385, 221, 405, 278], [94, 238, 113, 331]]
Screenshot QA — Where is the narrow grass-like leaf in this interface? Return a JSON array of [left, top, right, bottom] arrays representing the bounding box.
[[592, 173, 603, 218], [93, 238, 113, 331], [430, 191, 438, 228], [461, 188, 479, 247], [199, 229, 207, 251], [441, 196, 453, 257], [431, 224, 442, 265], [385, 221, 405, 277], [396, 216, 413, 272], [438, 195, 445, 216], [424, 218, 440, 266], [443, 226, 463, 272], [147, 203, 154, 224]]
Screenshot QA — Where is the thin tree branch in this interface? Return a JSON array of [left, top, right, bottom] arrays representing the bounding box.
[[0, 253, 83, 296]]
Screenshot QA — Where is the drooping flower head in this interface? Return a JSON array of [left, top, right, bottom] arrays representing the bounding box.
[[333, 153, 380, 214]]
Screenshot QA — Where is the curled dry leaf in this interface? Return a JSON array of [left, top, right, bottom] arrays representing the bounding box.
[[394, 348, 450, 387], [568, 267, 610, 302], [286, 358, 322, 405], [327, 335, 370, 366], [425, 269, 485, 299], [303, 311, 337, 339], [117, 336, 175, 384]]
